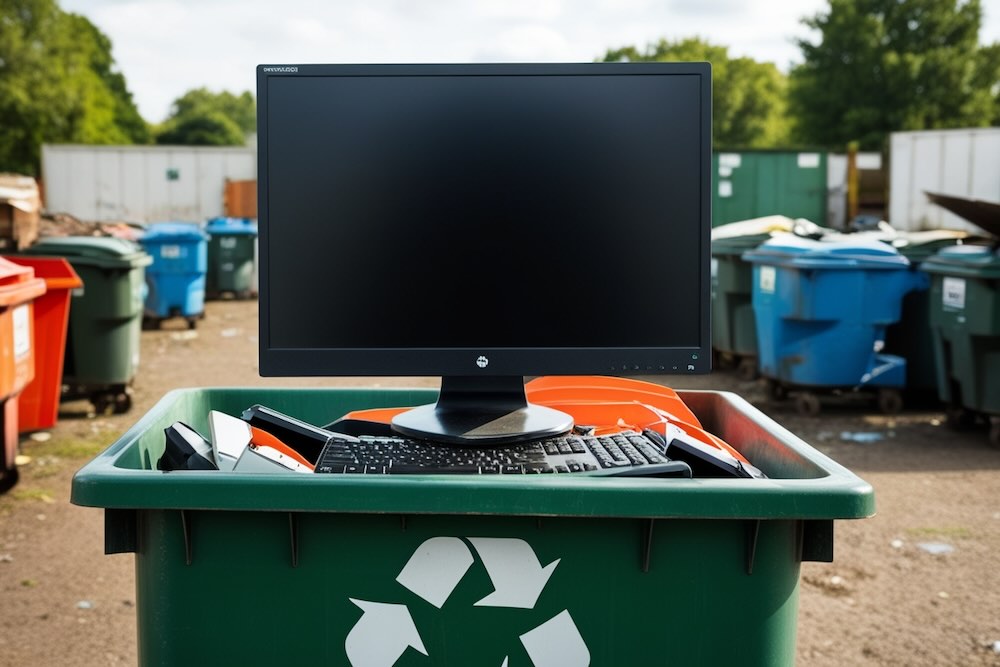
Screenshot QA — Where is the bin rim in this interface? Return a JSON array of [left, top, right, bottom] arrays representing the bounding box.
[[206, 217, 258, 236], [141, 222, 209, 242], [743, 235, 910, 270], [921, 244, 1000, 278], [3, 256, 83, 290], [71, 386, 875, 521]]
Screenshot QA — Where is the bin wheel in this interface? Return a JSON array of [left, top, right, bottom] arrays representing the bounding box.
[[0, 465, 19, 495], [945, 405, 976, 430], [187, 318, 198, 330], [92, 394, 113, 415], [737, 358, 758, 381], [877, 388, 904, 415], [767, 379, 788, 401], [989, 418, 1000, 449], [141, 316, 160, 331], [113, 392, 133, 415], [794, 392, 822, 417]]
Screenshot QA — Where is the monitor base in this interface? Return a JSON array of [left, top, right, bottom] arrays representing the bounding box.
[[390, 375, 573, 446]]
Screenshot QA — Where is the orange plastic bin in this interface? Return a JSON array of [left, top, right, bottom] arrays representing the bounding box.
[[0, 257, 46, 490], [5, 257, 82, 432]]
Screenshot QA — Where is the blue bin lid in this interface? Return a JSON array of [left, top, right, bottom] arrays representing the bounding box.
[[921, 244, 1000, 279], [141, 222, 208, 243], [742, 234, 910, 270], [205, 217, 258, 236]]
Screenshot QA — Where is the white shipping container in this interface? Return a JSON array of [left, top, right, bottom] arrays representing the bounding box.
[[889, 128, 1000, 233], [42, 144, 257, 223]]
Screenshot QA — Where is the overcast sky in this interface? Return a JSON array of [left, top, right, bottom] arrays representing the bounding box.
[[61, 0, 1000, 123]]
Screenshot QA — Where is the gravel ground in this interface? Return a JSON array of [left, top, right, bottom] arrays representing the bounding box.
[[1, 298, 999, 666]]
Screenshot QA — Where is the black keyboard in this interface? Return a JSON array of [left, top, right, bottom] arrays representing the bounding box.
[[313, 431, 692, 478]]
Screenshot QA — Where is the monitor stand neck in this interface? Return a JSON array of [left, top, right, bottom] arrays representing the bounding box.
[[390, 375, 573, 446]]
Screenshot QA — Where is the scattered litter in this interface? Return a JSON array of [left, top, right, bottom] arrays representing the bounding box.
[[35, 514, 46, 521], [829, 575, 844, 587], [76, 600, 93, 610], [890, 539, 904, 549], [917, 542, 954, 555], [21, 579, 36, 587], [0, 554, 12, 563], [992, 640, 1000, 654], [840, 431, 884, 443], [930, 418, 942, 426], [816, 431, 835, 441], [170, 331, 198, 342], [937, 591, 949, 599], [14, 455, 31, 466], [29, 432, 51, 443], [220, 328, 242, 338]]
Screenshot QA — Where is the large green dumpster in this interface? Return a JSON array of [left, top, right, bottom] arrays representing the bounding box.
[[205, 217, 257, 299], [23, 237, 151, 414], [921, 245, 1000, 445], [72, 386, 873, 666], [712, 151, 828, 228]]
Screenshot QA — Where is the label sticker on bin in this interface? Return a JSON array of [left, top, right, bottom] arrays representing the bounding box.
[[346, 537, 589, 667], [943, 277, 966, 309], [160, 245, 181, 259], [12, 305, 29, 358], [759, 265, 776, 294]]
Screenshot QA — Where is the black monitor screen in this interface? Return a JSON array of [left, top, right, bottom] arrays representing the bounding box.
[[258, 63, 711, 378]]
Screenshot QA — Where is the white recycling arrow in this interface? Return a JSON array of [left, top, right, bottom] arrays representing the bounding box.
[[345, 599, 427, 667], [520, 610, 590, 667], [468, 537, 559, 609], [396, 537, 474, 608]]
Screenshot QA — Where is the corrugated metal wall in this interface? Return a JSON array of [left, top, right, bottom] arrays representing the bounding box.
[[41, 145, 256, 223], [889, 128, 1000, 233]]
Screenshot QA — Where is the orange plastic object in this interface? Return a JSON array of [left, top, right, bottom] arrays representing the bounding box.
[[4, 257, 82, 432], [249, 425, 315, 470], [337, 376, 750, 465], [0, 257, 47, 475]]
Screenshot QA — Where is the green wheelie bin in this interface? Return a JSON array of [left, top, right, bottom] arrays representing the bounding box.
[[205, 217, 257, 299], [711, 232, 769, 379], [883, 231, 967, 395], [921, 244, 1000, 445], [72, 386, 873, 666], [23, 237, 152, 414]]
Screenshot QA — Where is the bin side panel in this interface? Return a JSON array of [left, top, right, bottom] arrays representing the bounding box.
[[134, 510, 802, 666]]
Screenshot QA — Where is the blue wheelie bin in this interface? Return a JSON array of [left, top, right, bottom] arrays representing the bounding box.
[[744, 235, 925, 415], [139, 222, 208, 329]]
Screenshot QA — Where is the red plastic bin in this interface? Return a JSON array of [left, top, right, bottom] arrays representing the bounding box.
[[0, 257, 46, 488], [4, 257, 82, 432]]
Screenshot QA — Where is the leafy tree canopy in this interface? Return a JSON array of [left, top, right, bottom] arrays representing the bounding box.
[[789, 0, 999, 149], [0, 0, 147, 175], [155, 88, 255, 145], [601, 37, 790, 149]]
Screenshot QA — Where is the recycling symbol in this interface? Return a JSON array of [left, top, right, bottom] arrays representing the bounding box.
[[345, 537, 590, 667]]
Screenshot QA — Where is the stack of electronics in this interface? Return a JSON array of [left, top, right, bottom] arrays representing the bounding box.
[[158, 404, 764, 479]]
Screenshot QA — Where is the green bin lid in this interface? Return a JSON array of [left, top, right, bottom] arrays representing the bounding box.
[[26, 236, 153, 269], [921, 244, 1000, 279]]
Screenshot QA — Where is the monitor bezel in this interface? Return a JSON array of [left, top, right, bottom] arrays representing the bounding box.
[[256, 62, 712, 378]]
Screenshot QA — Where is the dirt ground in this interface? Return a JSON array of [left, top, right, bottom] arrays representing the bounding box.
[[1, 298, 999, 666]]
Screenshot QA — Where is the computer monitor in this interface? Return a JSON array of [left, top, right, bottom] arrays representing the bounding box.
[[257, 63, 711, 445]]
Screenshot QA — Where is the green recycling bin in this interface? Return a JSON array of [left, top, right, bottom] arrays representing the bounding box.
[[921, 244, 1000, 445], [23, 237, 151, 414], [72, 386, 873, 666], [883, 232, 966, 394], [205, 217, 257, 299], [711, 233, 769, 379]]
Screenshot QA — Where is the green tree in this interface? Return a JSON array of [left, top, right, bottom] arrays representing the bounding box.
[[154, 88, 255, 145], [789, 0, 999, 149], [0, 0, 148, 175], [601, 37, 790, 149]]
